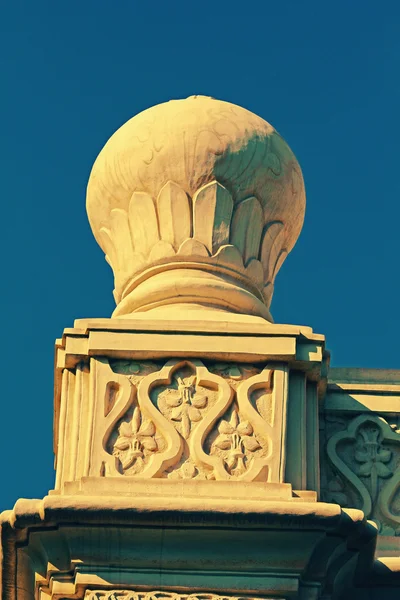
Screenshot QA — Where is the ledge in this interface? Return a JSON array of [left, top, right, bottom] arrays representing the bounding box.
[[55, 318, 326, 370], [1, 494, 366, 534]]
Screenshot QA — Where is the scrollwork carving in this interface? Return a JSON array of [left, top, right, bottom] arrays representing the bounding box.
[[88, 358, 287, 484], [85, 591, 272, 600], [326, 414, 400, 531], [196, 367, 286, 481]]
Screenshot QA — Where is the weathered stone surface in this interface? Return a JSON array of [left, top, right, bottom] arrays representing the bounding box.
[[86, 96, 305, 320], [53, 318, 325, 495], [321, 368, 400, 549], [0, 496, 378, 600], [2, 96, 400, 600]]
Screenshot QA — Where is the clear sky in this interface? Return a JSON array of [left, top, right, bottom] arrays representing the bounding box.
[[0, 0, 399, 510]]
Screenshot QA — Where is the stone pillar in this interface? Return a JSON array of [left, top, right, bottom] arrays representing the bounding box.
[[0, 96, 391, 600]]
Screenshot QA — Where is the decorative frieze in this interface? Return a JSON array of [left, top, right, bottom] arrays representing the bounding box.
[[55, 356, 290, 487], [85, 591, 278, 600], [321, 371, 400, 537]]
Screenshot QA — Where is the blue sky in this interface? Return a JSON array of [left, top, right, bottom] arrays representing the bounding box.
[[0, 0, 399, 510]]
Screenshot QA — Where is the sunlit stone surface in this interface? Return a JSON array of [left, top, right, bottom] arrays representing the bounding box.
[[1, 97, 399, 600], [86, 96, 305, 320]]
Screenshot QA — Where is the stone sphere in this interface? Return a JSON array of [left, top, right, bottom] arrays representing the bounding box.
[[87, 95, 305, 249], [86, 96, 306, 320]]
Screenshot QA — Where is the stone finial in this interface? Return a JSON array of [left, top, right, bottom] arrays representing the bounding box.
[[86, 96, 305, 321]]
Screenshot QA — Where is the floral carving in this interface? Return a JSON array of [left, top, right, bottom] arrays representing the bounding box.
[[212, 410, 261, 476], [94, 360, 284, 484], [164, 375, 208, 438], [355, 425, 392, 502], [86, 590, 269, 600], [113, 407, 157, 474], [168, 461, 208, 480], [97, 181, 280, 306], [326, 414, 400, 525]]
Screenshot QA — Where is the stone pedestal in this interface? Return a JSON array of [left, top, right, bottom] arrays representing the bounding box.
[[0, 317, 389, 600], [53, 317, 325, 494]]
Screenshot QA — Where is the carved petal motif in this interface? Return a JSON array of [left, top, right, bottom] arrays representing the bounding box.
[[149, 240, 175, 262], [213, 244, 244, 270], [141, 437, 157, 451], [178, 238, 210, 257], [245, 258, 264, 287], [260, 221, 286, 295], [99, 227, 118, 273], [231, 196, 263, 265], [98, 178, 291, 311], [214, 434, 231, 450], [188, 406, 202, 421], [157, 181, 191, 249], [193, 181, 233, 255], [242, 435, 261, 451], [219, 419, 235, 435], [129, 191, 160, 255]]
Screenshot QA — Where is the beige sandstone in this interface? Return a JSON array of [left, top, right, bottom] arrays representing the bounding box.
[[86, 95, 305, 321], [1, 96, 399, 600]]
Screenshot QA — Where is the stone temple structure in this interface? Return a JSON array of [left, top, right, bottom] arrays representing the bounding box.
[[1, 95, 400, 599]]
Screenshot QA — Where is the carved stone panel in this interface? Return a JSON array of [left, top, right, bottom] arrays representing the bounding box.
[[85, 592, 278, 600], [55, 357, 289, 488], [321, 413, 400, 535]]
